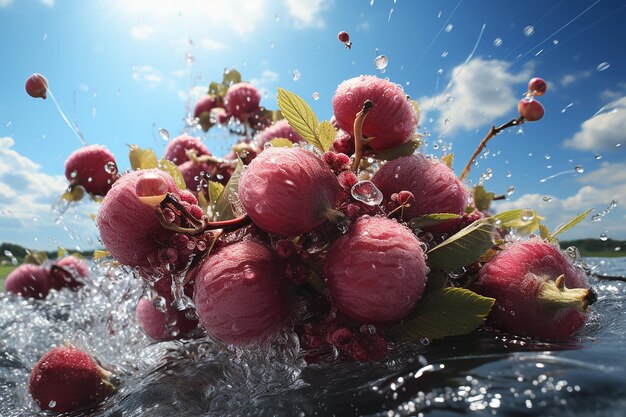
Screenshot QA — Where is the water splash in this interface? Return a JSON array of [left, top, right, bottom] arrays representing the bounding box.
[[47, 90, 87, 146]]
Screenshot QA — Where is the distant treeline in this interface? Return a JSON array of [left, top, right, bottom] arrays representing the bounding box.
[[0, 242, 95, 263], [558, 239, 625, 257]]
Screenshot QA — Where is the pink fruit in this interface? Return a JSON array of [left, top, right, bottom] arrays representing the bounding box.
[[135, 171, 170, 206], [29, 346, 114, 413], [528, 77, 547, 96], [135, 297, 197, 340], [372, 154, 468, 231], [64, 145, 118, 196], [518, 98, 544, 121], [164, 134, 210, 165], [337, 31, 350, 43], [194, 95, 220, 131], [50, 256, 89, 290], [5, 264, 51, 299], [178, 160, 214, 194], [25, 73, 48, 99], [332, 75, 417, 152], [254, 119, 304, 151], [474, 239, 595, 340], [224, 82, 261, 118], [96, 169, 178, 268], [193, 240, 291, 344], [238, 147, 343, 236], [324, 216, 428, 324]]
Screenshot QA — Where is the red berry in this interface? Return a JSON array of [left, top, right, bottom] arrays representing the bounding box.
[[474, 239, 594, 340], [332, 76, 418, 152], [518, 98, 544, 122], [238, 147, 343, 236], [254, 119, 304, 151], [337, 31, 350, 43], [324, 216, 428, 324], [29, 346, 114, 413], [528, 77, 547, 96], [372, 154, 468, 232], [224, 82, 261, 118], [64, 145, 118, 196], [25, 73, 48, 99], [50, 256, 89, 290], [332, 129, 355, 155], [4, 264, 51, 299], [194, 95, 220, 131], [193, 240, 291, 345], [135, 172, 170, 206], [164, 134, 211, 165], [135, 297, 197, 340]]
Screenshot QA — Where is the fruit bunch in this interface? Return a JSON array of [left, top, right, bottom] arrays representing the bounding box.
[[23, 71, 597, 414]]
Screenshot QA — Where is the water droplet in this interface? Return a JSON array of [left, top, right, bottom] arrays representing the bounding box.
[[312, 92, 320, 101], [292, 69, 301, 81], [574, 165, 584, 173], [523, 25, 535, 37], [48, 400, 56, 408], [561, 103, 574, 113], [544, 154, 551, 160], [351, 181, 383, 206], [542, 196, 552, 202], [445, 24, 453, 32], [441, 50, 448, 58], [158, 128, 170, 141], [597, 62, 610, 72], [600, 232, 608, 241], [185, 52, 195, 65], [104, 161, 117, 175], [374, 55, 388, 71], [70, 170, 77, 179], [32, 216, 39, 223], [437, 68, 444, 75], [521, 209, 535, 222], [594, 154, 602, 160], [42, 33, 48, 41], [507, 186, 515, 196], [493, 37, 503, 47], [552, 39, 559, 45]]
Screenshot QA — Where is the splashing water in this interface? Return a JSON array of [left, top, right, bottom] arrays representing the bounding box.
[[47, 90, 88, 146], [539, 166, 584, 183]]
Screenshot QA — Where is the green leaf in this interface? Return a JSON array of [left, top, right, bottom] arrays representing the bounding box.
[[539, 224, 551, 240], [493, 209, 543, 235], [391, 287, 495, 341], [158, 158, 186, 190], [208, 181, 225, 205], [214, 159, 245, 221], [208, 81, 227, 98], [259, 108, 283, 122], [441, 153, 454, 169], [57, 247, 68, 259], [373, 137, 421, 161], [23, 251, 48, 265], [61, 186, 84, 202], [427, 218, 496, 270], [222, 68, 242, 86], [269, 138, 294, 148], [408, 213, 461, 230], [93, 250, 110, 260], [550, 209, 593, 241], [129, 145, 158, 170], [277, 87, 323, 151], [473, 185, 495, 212], [317, 121, 335, 152]]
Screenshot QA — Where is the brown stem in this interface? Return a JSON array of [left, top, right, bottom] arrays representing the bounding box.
[[492, 194, 506, 201], [459, 116, 525, 182], [186, 149, 237, 168], [163, 194, 204, 228], [351, 100, 374, 172]]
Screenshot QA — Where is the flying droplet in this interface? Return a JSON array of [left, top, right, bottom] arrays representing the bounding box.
[[544, 154, 551, 160], [542, 196, 552, 202], [374, 55, 388, 71], [351, 181, 383, 206], [441, 50, 448, 58], [493, 37, 503, 47], [445, 24, 453, 32], [104, 161, 117, 175], [185, 52, 195, 65], [507, 186, 515, 196], [597, 62, 610, 72], [523, 26, 535, 37], [505, 171, 512, 178], [600, 232, 608, 241], [158, 128, 170, 141], [574, 165, 584, 173], [561, 103, 574, 113], [552, 39, 559, 45], [594, 154, 602, 160], [312, 92, 320, 101], [292, 69, 301, 81]]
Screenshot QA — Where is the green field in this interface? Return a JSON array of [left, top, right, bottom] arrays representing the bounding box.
[[0, 265, 16, 288]]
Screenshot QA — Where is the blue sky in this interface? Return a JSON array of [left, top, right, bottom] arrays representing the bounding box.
[[0, 0, 625, 250]]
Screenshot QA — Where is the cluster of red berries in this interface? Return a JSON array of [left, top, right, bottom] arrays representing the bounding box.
[[517, 77, 547, 122]]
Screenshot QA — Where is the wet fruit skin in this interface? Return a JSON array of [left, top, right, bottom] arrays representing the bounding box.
[[193, 240, 291, 345], [4, 264, 51, 299], [324, 216, 428, 324], [254, 119, 304, 151], [224, 82, 261, 118], [332, 75, 418, 152], [164, 134, 211, 165], [64, 145, 118, 196], [474, 239, 592, 340], [518, 98, 544, 122], [135, 297, 198, 341], [528, 77, 547, 96], [372, 154, 468, 232], [25, 73, 48, 99], [29, 346, 114, 413], [238, 147, 343, 237], [338, 31, 350, 43], [50, 256, 89, 290]]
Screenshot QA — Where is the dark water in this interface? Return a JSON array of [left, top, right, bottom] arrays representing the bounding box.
[[1, 257, 625, 417]]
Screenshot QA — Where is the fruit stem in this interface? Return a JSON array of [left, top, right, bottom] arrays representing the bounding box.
[[386, 203, 411, 219], [539, 275, 597, 313], [187, 149, 237, 168], [459, 116, 525, 182], [351, 100, 375, 172]]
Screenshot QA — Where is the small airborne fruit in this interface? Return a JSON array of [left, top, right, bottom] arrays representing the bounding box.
[[474, 239, 596, 340], [528, 77, 547, 96], [4, 263, 51, 299], [50, 256, 89, 290], [238, 147, 343, 236], [332, 75, 418, 152], [254, 119, 304, 151], [25, 73, 48, 99], [135, 297, 198, 341], [224, 82, 261, 118], [337, 31, 352, 48], [64, 145, 118, 196], [193, 240, 291, 345], [164, 133, 211, 165], [29, 346, 115, 413], [518, 97, 545, 122], [325, 216, 428, 324]]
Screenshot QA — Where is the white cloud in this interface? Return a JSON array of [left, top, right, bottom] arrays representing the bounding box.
[[200, 38, 227, 51], [250, 70, 280, 99], [130, 24, 154, 41], [419, 58, 533, 134], [0, 0, 12, 7], [560, 70, 591, 87], [494, 162, 626, 239], [131, 64, 163, 87], [563, 96, 626, 151], [0, 137, 99, 250], [177, 85, 209, 103], [284, 0, 327, 27], [40, 0, 54, 6]]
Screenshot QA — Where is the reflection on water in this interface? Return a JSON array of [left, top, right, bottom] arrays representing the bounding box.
[[1, 257, 625, 417]]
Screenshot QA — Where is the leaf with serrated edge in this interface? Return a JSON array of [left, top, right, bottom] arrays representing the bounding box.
[[441, 153, 454, 169], [494, 209, 543, 235], [374, 138, 421, 161], [269, 138, 294, 148], [473, 185, 495, 212], [409, 213, 461, 230], [214, 159, 245, 221], [550, 209, 593, 241], [277, 87, 322, 151], [427, 218, 496, 270], [129, 145, 158, 171], [392, 287, 495, 340], [317, 121, 335, 152], [158, 158, 186, 190]]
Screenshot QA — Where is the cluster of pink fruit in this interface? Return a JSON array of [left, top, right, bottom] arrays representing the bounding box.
[[20, 71, 597, 414]]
